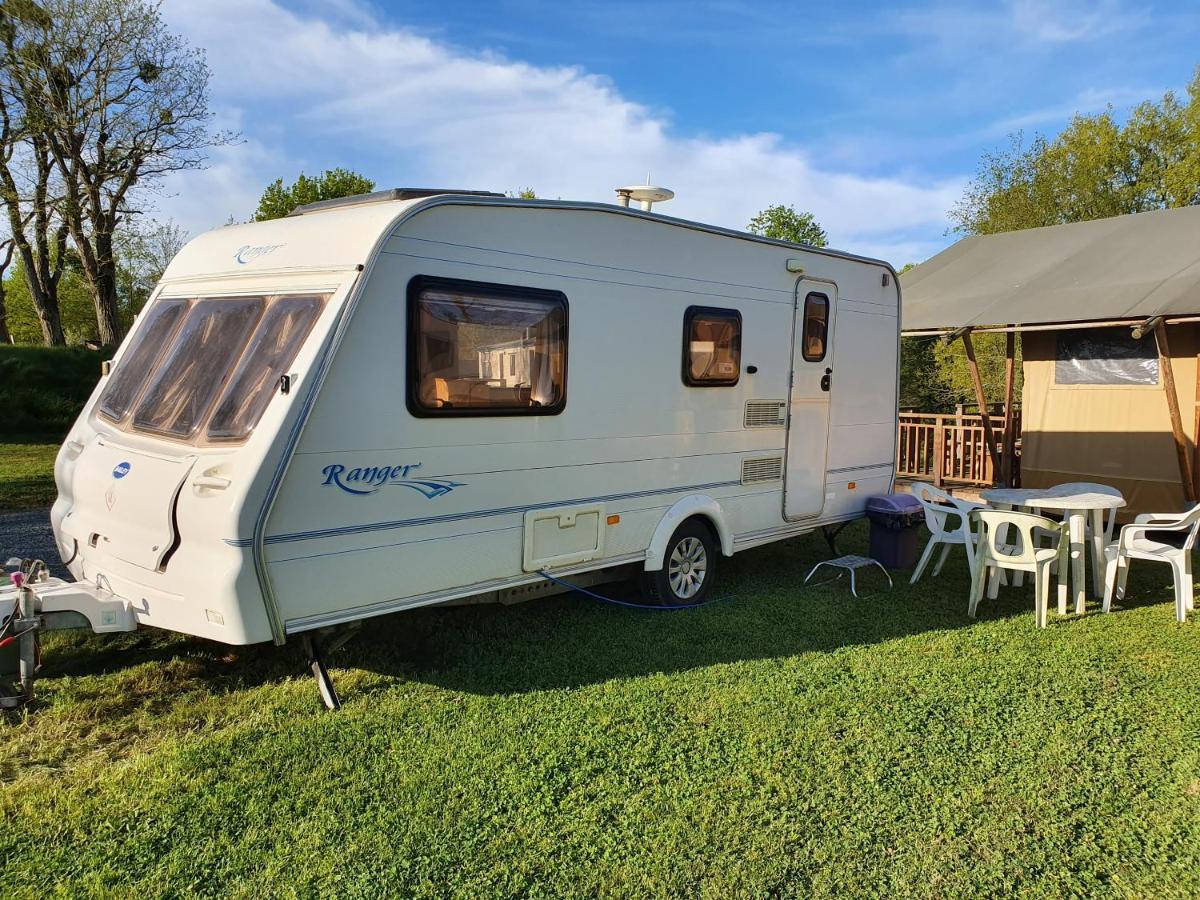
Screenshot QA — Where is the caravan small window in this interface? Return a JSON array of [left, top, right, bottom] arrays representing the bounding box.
[[683, 306, 741, 386], [408, 276, 568, 416], [801, 292, 829, 362]]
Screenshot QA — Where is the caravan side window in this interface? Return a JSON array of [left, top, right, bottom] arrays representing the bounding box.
[[407, 276, 568, 416], [683, 306, 741, 386], [801, 292, 829, 362]]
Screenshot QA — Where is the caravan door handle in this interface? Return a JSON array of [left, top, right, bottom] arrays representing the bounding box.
[[820, 368, 832, 391], [192, 474, 231, 491]]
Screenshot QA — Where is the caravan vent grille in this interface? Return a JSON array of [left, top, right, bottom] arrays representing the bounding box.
[[741, 456, 784, 484], [744, 400, 787, 428]]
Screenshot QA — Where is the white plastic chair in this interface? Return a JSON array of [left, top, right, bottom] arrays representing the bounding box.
[[969, 508, 1068, 628], [1102, 503, 1200, 622], [909, 482, 983, 583]]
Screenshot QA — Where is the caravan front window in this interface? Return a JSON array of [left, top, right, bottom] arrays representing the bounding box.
[[407, 276, 568, 416], [97, 293, 328, 443], [98, 299, 190, 422], [132, 298, 266, 438], [207, 295, 326, 441]]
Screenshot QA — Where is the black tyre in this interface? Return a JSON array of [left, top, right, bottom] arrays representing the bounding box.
[[641, 519, 719, 606]]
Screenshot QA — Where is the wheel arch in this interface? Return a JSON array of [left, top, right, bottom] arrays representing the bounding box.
[[643, 495, 733, 571]]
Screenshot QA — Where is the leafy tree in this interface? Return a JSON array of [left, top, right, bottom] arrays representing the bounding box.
[[931, 333, 1022, 411], [114, 218, 187, 328], [4, 256, 94, 345], [1, 0, 235, 347], [255, 169, 376, 221], [509, 188, 537, 199], [932, 71, 1200, 413], [952, 67, 1200, 235], [747, 204, 828, 247]]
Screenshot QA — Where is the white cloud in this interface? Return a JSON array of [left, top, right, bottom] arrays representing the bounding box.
[[159, 0, 962, 263], [1009, 0, 1146, 44]]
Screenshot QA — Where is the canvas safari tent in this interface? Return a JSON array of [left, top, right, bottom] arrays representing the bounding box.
[[902, 204, 1200, 517]]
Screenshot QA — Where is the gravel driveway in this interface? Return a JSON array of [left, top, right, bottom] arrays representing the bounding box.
[[0, 507, 67, 578]]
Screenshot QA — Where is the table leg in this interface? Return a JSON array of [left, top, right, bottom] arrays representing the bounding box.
[[1089, 508, 1106, 598], [1070, 511, 1086, 615]]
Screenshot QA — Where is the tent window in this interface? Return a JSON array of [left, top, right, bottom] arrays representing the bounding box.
[[1054, 328, 1159, 386], [802, 292, 829, 362], [683, 306, 741, 386], [407, 276, 568, 416]]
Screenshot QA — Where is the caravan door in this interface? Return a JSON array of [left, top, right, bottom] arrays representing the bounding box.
[[784, 279, 836, 519]]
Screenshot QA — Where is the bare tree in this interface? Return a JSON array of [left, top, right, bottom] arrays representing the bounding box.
[[0, 6, 69, 347], [2, 0, 233, 345]]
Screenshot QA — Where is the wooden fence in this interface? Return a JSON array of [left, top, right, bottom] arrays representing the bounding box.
[[896, 411, 1020, 487]]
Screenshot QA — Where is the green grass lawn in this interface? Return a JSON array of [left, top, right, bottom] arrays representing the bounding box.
[[0, 443, 59, 510], [2, 525, 1199, 896]]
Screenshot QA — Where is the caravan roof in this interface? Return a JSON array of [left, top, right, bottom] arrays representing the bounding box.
[[162, 189, 897, 287]]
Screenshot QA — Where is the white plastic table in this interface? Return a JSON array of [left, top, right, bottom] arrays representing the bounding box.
[[980, 483, 1125, 615]]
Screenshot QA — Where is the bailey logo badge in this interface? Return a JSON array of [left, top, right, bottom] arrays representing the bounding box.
[[112, 461, 131, 479], [320, 462, 465, 498]]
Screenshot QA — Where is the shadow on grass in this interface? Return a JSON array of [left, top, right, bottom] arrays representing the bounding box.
[[37, 523, 1187, 705]]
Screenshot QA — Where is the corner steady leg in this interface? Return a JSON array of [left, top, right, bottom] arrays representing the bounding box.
[[301, 634, 342, 711], [821, 523, 850, 556]]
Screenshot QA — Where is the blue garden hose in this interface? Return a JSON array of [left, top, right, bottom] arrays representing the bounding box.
[[537, 569, 733, 611]]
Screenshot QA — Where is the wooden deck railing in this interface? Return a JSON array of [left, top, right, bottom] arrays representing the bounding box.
[[897, 411, 1020, 487]]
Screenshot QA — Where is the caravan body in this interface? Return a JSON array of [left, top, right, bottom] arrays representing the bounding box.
[[46, 192, 900, 646]]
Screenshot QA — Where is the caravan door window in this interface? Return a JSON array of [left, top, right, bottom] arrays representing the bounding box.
[[407, 276, 568, 416], [801, 292, 829, 362], [683, 306, 741, 386]]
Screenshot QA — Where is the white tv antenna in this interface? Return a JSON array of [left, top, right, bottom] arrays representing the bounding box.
[[614, 175, 675, 212]]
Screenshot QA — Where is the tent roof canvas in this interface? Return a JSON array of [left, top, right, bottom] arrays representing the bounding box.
[[901, 205, 1200, 333]]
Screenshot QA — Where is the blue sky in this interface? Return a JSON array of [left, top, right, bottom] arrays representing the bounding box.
[[158, 0, 1200, 264]]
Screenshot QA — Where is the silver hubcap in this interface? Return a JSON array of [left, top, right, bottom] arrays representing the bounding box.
[[668, 536, 708, 599]]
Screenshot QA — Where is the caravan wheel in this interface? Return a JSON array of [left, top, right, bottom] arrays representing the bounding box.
[[642, 519, 718, 606]]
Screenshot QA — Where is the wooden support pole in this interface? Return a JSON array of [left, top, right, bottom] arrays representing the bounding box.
[[933, 414, 945, 488], [1193, 343, 1200, 502], [1001, 332, 1016, 488], [1153, 321, 1195, 503], [961, 331, 1001, 484]]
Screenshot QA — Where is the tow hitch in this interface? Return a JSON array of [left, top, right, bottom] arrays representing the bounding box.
[[2, 558, 138, 707]]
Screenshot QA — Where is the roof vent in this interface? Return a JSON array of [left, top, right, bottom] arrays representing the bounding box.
[[614, 183, 674, 212], [289, 188, 503, 216]]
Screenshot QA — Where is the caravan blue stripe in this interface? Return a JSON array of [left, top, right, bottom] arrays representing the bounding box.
[[224, 479, 743, 548]]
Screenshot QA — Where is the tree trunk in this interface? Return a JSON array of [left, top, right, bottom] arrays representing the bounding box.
[[13, 242, 64, 346], [0, 284, 9, 344], [90, 231, 122, 346]]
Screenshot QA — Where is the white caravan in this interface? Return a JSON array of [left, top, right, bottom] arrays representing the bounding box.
[[4, 188, 899, 706]]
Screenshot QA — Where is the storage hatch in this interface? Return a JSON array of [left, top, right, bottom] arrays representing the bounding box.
[[522, 503, 607, 572]]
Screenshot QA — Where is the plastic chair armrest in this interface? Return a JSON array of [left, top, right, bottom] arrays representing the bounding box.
[[1124, 519, 1194, 536], [1133, 513, 1186, 526]]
